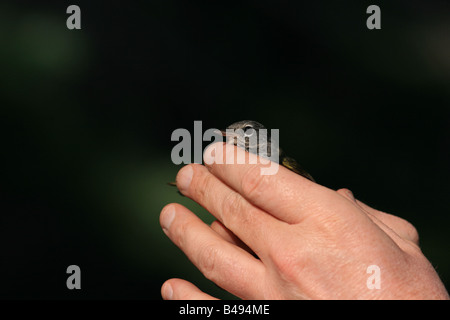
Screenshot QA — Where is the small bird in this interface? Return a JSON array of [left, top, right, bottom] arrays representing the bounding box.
[[222, 120, 315, 182], [168, 120, 315, 188]]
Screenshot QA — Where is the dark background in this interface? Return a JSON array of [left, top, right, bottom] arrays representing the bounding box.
[[1, 0, 449, 299]]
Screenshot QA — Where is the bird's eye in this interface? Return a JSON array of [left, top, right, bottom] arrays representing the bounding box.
[[244, 126, 255, 136]]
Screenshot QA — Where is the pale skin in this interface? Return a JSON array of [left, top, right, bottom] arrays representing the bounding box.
[[160, 143, 449, 300]]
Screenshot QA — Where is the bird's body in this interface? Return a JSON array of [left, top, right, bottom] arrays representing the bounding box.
[[280, 154, 315, 182], [168, 120, 315, 188]]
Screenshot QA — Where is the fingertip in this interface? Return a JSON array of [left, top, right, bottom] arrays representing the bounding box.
[[337, 188, 356, 202], [161, 280, 174, 300], [160, 204, 176, 231], [176, 165, 194, 192], [162, 278, 218, 300]]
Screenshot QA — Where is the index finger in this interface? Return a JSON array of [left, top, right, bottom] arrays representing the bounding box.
[[204, 142, 334, 224]]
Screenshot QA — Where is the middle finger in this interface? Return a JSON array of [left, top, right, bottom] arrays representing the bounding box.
[[176, 164, 284, 256]]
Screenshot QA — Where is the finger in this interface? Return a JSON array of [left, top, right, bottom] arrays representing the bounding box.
[[210, 220, 254, 256], [336, 188, 420, 245], [175, 164, 283, 255], [160, 203, 266, 299], [336, 188, 356, 202], [356, 199, 419, 245], [162, 279, 218, 300], [204, 143, 335, 224]]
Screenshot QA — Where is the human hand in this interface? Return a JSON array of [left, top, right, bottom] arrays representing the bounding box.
[[160, 143, 449, 299]]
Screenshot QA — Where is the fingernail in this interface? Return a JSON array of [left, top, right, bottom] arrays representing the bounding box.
[[162, 282, 173, 300], [177, 165, 193, 191], [160, 205, 176, 231], [203, 144, 216, 165]]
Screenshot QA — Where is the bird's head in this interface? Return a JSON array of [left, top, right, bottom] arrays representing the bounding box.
[[220, 120, 274, 156]]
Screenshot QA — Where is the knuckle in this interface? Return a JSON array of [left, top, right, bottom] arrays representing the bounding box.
[[381, 213, 420, 245], [221, 191, 243, 216], [400, 218, 420, 244], [269, 242, 306, 281], [241, 165, 267, 199], [220, 190, 261, 231], [337, 188, 355, 201], [220, 191, 248, 228], [197, 243, 221, 280], [173, 218, 194, 249], [193, 170, 214, 200]]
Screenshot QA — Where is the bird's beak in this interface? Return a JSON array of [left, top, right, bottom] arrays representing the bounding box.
[[215, 129, 227, 136]]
